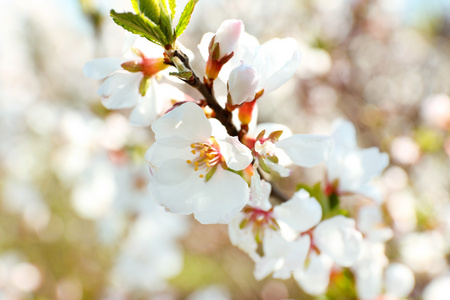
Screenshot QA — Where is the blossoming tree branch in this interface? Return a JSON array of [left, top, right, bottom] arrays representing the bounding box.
[[84, 0, 416, 297]]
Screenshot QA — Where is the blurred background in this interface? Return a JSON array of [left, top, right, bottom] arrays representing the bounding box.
[[1, 0, 450, 299]]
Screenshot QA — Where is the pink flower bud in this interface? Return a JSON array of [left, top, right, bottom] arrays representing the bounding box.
[[213, 19, 244, 60], [227, 62, 259, 107]]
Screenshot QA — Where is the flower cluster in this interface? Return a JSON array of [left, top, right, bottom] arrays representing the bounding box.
[[83, 1, 414, 298]]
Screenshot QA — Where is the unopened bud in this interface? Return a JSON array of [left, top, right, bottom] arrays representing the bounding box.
[[227, 62, 259, 107], [212, 19, 244, 60]]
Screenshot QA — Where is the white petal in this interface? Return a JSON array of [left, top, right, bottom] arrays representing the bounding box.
[[193, 167, 249, 224], [124, 36, 164, 59], [331, 119, 357, 155], [384, 263, 415, 298], [218, 31, 260, 83], [357, 206, 393, 242], [313, 216, 363, 267], [215, 19, 244, 58], [151, 157, 193, 186], [274, 189, 322, 233], [249, 175, 272, 210], [253, 38, 300, 92], [227, 62, 259, 106], [209, 118, 228, 140], [423, 275, 450, 300], [264, 50, 301, 93], [129, 78, 160, 127], [328, 148, 389, 192], [83, 57, 126, 80], [145, 142, 188, 171], [276, 134, 332, 167], [218, 136, 252, 171], [264, 159, 292, 177], [148, 158, 204, 215], [198, 32, 216, 61], [254, 231, 310, 280], [97, 71, 141, 109], [151, 102, 212, 148], [293, 252, 334, 296], [354, 257, 384, 299], [228, 213, 259, 261]]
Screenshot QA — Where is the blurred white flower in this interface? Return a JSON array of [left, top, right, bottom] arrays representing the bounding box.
[[327, 119, 389, 203], [313, 215, 363, 267], [384, 263, 415, 299], [421, 94, 450, 130], [84, 37, 190, 126], [423, 274, 450, 300], [390, 136, 421, 165]]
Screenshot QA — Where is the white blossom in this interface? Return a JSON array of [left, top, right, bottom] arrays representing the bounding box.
[[146, 102, 253, 224], [327, 119, 389, 202]]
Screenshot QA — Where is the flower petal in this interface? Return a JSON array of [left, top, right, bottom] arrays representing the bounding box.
[[254, 231, 310, 280], [217, 136, 253, 171], [293, 252, 334, 296], [331, 119, 357, 155], [228, 213, 259, 261], [148, 158, 204, 215], [83, 57, 126, 80], [276, 134, 332, 167], [264, 50, 301, 93], [384, 263, 415, 298], [264, 158, 292, 177], [274, 189, 322, 233], [151, 102, 212, 148], [97, 71, 141, 109], [313, 216, 363, 267], [249, 175, 272, 210], [328, 148, 389, 192], [129, 78, 160, 127], [252, 38, 300, 92], [193, 167, 249, 224]]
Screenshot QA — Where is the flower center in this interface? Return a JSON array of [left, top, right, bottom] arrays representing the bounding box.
[[186, 138, 222, 179], [241, 207, 280, 243], [255, 140, 276, 158]]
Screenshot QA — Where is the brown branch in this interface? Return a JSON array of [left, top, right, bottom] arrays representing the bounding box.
[[170, 50, 239, 136]]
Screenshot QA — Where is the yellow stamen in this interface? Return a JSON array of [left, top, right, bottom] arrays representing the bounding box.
[[199, 174, 204, 178], [191, 150, 196, 154], [186, 160, 192, 164]]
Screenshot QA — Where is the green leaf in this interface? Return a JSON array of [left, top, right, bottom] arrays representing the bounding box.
[[158, 0, 174, 44], [110, 10, 167, 46], [138, 0, 161, 24], [169, 71, 193, 80], [131, 0, 139, 13], [175, 0, 199, 38], [169, 0, 176, 19]]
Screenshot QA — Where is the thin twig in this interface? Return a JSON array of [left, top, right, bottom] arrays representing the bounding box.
[[170, 50, 239, 136]]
